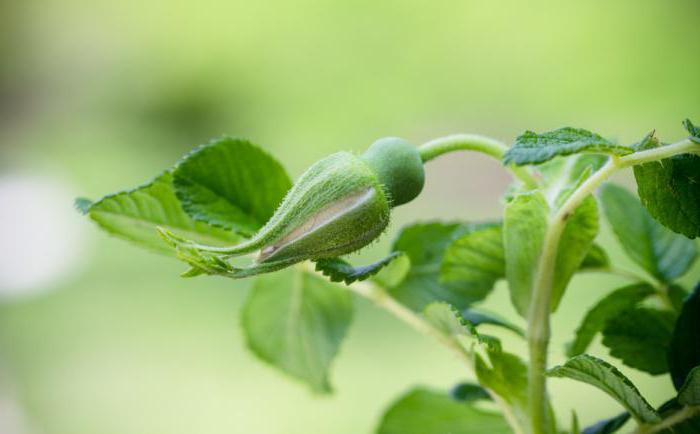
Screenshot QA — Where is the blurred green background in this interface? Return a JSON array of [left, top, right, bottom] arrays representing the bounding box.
[[1, 0, 699, 433]]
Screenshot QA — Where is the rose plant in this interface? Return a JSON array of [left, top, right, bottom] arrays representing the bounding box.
[[76, 119, 700, 434]]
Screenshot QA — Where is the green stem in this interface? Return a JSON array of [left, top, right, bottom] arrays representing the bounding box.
[[617, 138, 699, 167], [346, 279, 525, 434], [632, 405, 700, 434], [418, 134, 539, 189], [526, 137, 699, 434]]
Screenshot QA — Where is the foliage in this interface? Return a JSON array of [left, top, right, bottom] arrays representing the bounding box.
[[79, 120, 700, 434]]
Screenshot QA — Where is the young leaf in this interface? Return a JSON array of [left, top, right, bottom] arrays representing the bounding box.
[[503, 127, 632, 166], [684, 118, 700, 144], [669, 284, 700, 390], [83, 172, 240, 254], [581, 412, 630, 434], [504, 192, 548, 316], [504, 192, 598, 317], [601, 307, 675, 375], [633, 152, 700, 239], [546, 355, 660, 424], [600, 183, 697, 282], [579, 243, 610, 270], [376, 388, 511, 434], [173, 137, 292, 236], [450, 383, 492, 402], [241, 267, 353, 393], [552, 194, 599, 307], [423, 302, 498, 350], [314, 252, 402, 284], [567, 283, 656, 357], [475, 349, 532, 429], [678, 366, 700, 405], [460, 308, 524, 337], [440, 223, 504, 293], [387, 222, 490, 311]]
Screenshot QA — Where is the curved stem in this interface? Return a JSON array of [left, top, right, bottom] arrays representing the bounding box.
[[526, 137, 699, 434], [632, 405, 700, 434], [346, 279, 525, 434], [418, 134, 539, 189], [527, 159, 618, 434]]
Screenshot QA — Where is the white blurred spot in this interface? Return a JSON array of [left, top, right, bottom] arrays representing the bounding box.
[[0, 174, 86, 299]]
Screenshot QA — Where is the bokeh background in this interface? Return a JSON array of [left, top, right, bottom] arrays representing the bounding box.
[[1, 1, 699, 433]]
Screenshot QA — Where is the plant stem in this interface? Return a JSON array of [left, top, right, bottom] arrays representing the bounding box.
[[617, 138, 699, 167], [632, 405, 700, 434], [418, 134, 539, 189], [527, 159, 618, 434], [525, 137, 700, 434], [346, 279, 525, 434]]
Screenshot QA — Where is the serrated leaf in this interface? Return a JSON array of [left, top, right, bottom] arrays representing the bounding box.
[[581, 412, 630, 434], [387, 222, 490, 311], [314, 252, 401, 284], [539, 154, 606, 208], [567, 283, 656, 357], [602, 307, 675, 375], [678, 366, 700, 405], [633, 152, 700, 239], [546, 354, 660, 424], [241, 267, 353, 393], [684, 118, 700, 144], [503, 127, 632, 166], [460, 308, 524, 337], [423, 302, 499, 351], [173, 137, 292, 236], [600, 183, 697, 282], [372, 253, 411, 288], [504, 191, 598, 317], [669, 284, 700, 390], [83, 172, 240, 254], [450, 383, 492, 402], [376, 388, 510, 434]]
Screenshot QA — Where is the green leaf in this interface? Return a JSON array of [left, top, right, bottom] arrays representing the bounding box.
[[423, 302, 499, 351], [460, 308, 524, 337], [546, 354, 660, 424], [314, 252, 402, 284], [503, 127, 632, 166], [633, 152, 700, 239], [678, 366, 700, 405], [83, 172, 240, 254], [684, 118, 700, 144], [241, 267, 353, 393], [450, 383, 492, 402], [504, 192, 598, 317], [173, 137, 292, 236], [669, 284, 700, 390], [504, 192, 548, 316], [73, 197, 93, 215], [387, 222, 489, 311], [441, 223, 504, 294], [371, 253, 411, 288], [581, 413, 630, 434], [376, 388, 511, 434], [601, 307, 676, 375], [538, 154, 606, 207], [475, 349, 531, 428], [567, 284, 656, 357], [552, 194, 599, 305], [600, 183, 698, 282], [580, 243, 610, 270]]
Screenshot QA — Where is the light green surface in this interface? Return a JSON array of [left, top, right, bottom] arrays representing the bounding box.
[[1, 0, 699, 433]]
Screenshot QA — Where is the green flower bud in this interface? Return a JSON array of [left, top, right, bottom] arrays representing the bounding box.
[[162, 138, 425, 278]]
